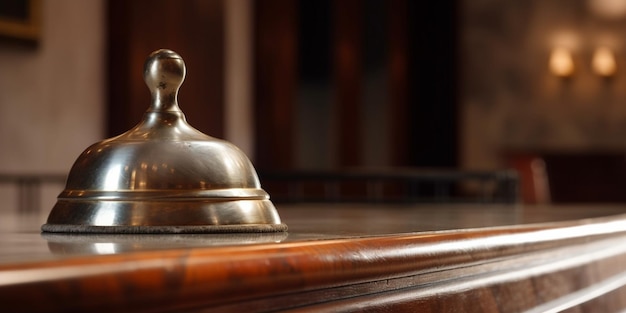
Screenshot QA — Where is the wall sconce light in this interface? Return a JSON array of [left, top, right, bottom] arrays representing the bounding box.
[[592, 47, 617, 77], [549, 47, 575, 77]]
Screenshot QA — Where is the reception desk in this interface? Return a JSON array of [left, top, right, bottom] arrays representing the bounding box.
[[2, 203, 626, 312]]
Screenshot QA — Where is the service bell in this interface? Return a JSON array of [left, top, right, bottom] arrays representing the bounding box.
[[42, 49, 286, 233]]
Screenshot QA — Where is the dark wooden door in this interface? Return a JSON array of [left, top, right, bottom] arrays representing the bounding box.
[[107, 0, 224, 139], [253, 0, 459, 170]]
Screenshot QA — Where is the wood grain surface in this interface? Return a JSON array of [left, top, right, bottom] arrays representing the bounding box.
[[2, 204, 626, 312]]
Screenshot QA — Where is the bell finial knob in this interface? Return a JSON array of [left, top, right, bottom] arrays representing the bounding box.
[[143, 49, 186, 111]]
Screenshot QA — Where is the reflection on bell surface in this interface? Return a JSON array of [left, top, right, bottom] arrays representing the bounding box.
[[42, 49, 286, 233]]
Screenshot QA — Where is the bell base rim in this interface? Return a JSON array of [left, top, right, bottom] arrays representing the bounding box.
[[45, 199, 284, 232], [41, 223, 288, 234]]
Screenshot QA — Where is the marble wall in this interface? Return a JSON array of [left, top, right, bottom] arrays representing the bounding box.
[[0, 1, 105, 212], [461, 0, 626, 169]]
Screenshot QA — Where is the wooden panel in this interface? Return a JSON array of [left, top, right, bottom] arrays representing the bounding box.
[[407, 1, 459, 167], [254, 0, 297, 170], [107, 0, 224, 138], [504, 151, 626, 203], [543, 153, 626, 203], [333, 0, 363, 167], [388, 0, 409, 166], [252, 0, 460, 170]]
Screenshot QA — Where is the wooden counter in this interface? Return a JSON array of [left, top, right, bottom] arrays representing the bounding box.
[[2, 203, 626, 312]]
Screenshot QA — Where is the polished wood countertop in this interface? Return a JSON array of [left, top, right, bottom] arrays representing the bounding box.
[[3, 203, 626, 312]]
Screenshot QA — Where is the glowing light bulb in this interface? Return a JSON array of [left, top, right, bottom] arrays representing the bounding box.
[[592, 47, 617, 77], [549, 48, 575, 77]]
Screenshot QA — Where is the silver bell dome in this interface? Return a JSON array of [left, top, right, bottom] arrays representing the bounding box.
[[42, 49, 286, 233]]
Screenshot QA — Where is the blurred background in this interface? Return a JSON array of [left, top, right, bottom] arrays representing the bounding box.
[[3, 0, 626, 211]]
